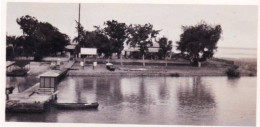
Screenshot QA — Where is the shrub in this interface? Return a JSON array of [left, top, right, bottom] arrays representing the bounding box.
[[226, 66, 240, 78], [170, 73, 180, 77], [249, 73, 254, 77]]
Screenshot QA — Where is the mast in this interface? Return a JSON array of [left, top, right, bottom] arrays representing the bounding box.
[[78, 3, 81, 41], [78, 3, 81, 24]]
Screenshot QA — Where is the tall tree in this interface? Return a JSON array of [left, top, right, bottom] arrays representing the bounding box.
[[102, 20, 128, 58], [16, 15, 38, 56], [176, 21, 222, 66], [157, 37, 173, 60], [16, 15, 38, 36], [16, 15, 70, 61], [127, 23, 160, 66], [73, 21, 112, 58]]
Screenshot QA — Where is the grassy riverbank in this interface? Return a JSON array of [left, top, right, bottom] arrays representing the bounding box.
[[67, 57, 257, 77], [222, 57, 257, 75], [9, 57, 255, 77]]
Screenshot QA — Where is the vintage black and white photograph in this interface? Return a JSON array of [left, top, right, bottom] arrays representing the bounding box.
[[3, 1, 258, 127]]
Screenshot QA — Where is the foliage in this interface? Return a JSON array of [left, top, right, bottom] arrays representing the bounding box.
[[226, 65, 240, 78], [170, 73, 180, 77], [73, 21, 95, 48], [16, 15, 39, 36], [6, 35, 27, 60], [127, 23, 160, 55], [15, 15, 70, 61], [94, 32, 113, 58], [102, 20, 128, 58], [128, 51, 143, 59], [73, 21, 112, 58], [157, 37, 172, 59], [6, 46, 14, 60], [73, 20, 165, 62], [176, 21, 222, 65]]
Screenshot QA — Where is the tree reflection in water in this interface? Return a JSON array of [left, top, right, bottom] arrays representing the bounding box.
[[6, 76, 256, 125], [158, 77, 170, 101], [176, 76, 217, 125]]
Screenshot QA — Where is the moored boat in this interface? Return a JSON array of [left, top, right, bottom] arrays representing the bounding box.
[[53, 102, 99, 110], [106, 63, 116, 71]]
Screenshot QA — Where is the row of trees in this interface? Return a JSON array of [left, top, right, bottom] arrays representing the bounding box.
[[74, 20, 222, 66], [7, 15, 70, 61], [7, 15, 222, 66], [73, 20, 173, 65]]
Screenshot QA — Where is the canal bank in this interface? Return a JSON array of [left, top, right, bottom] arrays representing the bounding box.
[[5, 57, 256, 113], [68, 58, 256, 77]]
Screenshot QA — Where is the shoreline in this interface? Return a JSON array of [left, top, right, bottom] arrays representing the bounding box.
[[7, 57, 257, 78], [67, 57, 257, 77], [67, 70, 255, 77]]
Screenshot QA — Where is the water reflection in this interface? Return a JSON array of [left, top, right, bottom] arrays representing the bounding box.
[[226, 78, 240, 87], [158, 77, 170, 101], [176, 76, 216, 125], [6, 108, 58, 122], [6, 76, 256, 126]]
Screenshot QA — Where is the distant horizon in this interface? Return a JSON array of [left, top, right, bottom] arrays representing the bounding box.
[[217, 46, 257, 50]]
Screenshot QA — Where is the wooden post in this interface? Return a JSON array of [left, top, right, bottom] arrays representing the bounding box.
[[165, 58, 168, 68], [83, 58, 85, 69], [120, 54, 123, 66], [142, 54, 145, 66], [6, 93, 9, 100]]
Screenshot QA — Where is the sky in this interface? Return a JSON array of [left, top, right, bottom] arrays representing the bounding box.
[[6, 2, 258, 49]]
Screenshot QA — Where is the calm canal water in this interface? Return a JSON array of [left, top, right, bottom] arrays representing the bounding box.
[[6, 76, 256, 126]]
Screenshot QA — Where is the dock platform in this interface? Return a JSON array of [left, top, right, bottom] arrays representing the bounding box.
[[6, 61, 75, 113], [6, 83, 54, 113]]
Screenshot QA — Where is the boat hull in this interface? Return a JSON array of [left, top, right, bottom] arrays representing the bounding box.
[[53, 102, 99, 110]]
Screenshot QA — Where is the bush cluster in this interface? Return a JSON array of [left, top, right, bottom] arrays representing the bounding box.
[[170, 73, 180, 77], [226, 65, 240, 78]]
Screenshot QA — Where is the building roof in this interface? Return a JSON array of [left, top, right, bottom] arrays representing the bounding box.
[[6, 61, 15, 67], [124, 47, 140, 52], [124, 47, 160, 53], [6, 61, 30, 68], [148, 48, 159, 53], [65, 45, 76, 50], [39, 70, 61, 77]]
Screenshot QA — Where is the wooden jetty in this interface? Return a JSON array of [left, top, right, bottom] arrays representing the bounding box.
[[6, 61, 75, 113], [6, 83, 54, 113]]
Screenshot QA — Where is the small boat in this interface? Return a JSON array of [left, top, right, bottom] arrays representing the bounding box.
[[53, 102, 99, 110], [106, 63, 116, 71]]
